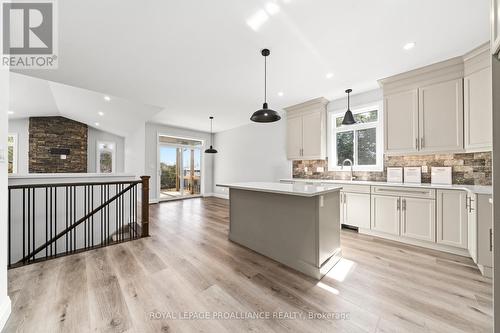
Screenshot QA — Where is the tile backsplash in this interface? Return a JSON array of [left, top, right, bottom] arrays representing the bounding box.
[[292, 152, 492, 185]]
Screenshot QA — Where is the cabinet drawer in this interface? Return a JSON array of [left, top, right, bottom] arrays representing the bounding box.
[[338, 184, 371, 194], [371, 186, 435, 199]]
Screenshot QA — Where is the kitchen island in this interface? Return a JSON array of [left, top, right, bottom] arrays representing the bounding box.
[[217, 182, 343, 279]]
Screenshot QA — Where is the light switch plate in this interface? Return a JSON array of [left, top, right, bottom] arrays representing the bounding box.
[[421, 165, 428, 173], [316, 166, 324, 173]]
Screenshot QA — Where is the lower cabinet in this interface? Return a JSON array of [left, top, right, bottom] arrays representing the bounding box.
[[371, 195, 400, 235], [476, 194, 493, 275], [401, 197, 436, 242], [436, 190, 468, 249], [341, 192, 370, 229]]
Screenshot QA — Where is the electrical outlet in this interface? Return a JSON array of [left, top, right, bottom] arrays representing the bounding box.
[[304, 167, 308, 172], [421, 165, 428, 173], [316, 166, 324, 173]]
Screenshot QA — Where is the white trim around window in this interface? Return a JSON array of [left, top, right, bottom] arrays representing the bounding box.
[[327, 102, 384, 172], [7, 133, 18, 174]]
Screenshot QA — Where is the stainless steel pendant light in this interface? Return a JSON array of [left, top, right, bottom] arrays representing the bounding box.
[[342, 89, 356, 125], [204, 116, 218, 154], [250, 48, 281, 123]]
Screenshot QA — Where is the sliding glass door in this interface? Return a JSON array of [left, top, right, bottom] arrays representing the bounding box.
[[159, 144, 202, 201]]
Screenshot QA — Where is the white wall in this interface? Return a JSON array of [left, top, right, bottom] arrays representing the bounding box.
[[213, 120, 291, 197], [7, 118, 28, 174], [0, 68, 12, 329], [8, 118, 126, 174], [144, 122, 214, 202], [87, 127, 125, 173]]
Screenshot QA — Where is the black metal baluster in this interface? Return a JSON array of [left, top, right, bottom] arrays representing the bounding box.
[[8, 189, 11, 267], [45, 188, 48, 259], [50, 187, 53, 256], [32, 188, 35, 261], [22, 188, 25, 263], [100, 185, 103, 246], [115, 184, 118, 243], [84, 185, 87, 249], [91, 185, 94, 247], [107, 185, 110, 245], [54, 187, 57, 256], [65, 186, 68, 255], [27, 188, 30, 263], [73, 186, 76, 252]]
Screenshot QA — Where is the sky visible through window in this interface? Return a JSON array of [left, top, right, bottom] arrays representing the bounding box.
[[160, 147, 201, 169]]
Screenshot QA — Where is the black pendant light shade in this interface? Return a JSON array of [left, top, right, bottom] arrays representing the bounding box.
[[342, 89, 356, 125], [250, 49, 281, 123], [204, 116, 218, 154]]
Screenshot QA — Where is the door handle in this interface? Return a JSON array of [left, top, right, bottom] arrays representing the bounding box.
[[490, 228, 493, 252]]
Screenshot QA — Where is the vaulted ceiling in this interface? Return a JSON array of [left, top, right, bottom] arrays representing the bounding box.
[[12, 0, 490, 132]]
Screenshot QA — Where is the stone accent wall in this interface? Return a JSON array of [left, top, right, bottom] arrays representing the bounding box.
[[29, 117, 88, 173], [292, 152, 492, 185]]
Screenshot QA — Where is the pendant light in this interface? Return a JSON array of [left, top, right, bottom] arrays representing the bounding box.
[[250, 48, 281, 123], [204, 116, 218, 154], [342, 89, 356, 125]]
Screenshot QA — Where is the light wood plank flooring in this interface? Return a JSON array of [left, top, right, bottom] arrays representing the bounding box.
[[4, 197, 493, 332]]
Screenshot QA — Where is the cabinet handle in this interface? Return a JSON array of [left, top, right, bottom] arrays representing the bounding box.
[[465, 195, 469, 210], [397, 198, 400, 210], [415, 138, 418, 150], [403, 198, 406, 210], [420, 137, 424, 148], [490, 228, 493, 252]]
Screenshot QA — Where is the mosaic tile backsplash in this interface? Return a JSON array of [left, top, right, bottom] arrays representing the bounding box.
[[292, 152, 492, 185]]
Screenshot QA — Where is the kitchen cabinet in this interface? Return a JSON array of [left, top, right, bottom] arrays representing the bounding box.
[[284, 97, 328, 160], [436, 190, 468, 249], [384, 90, 419, 154], [371, 195, 400, 236], [401, 197, 435, 242], [476, 194, 493, 276], [464, 43, 492, 151], [340, 191, 370, 229], [418, 79, 464, 152]]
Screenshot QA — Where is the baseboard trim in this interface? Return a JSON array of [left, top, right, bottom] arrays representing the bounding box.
[[203, 193, 229, 200], [0, 296, 11, 331]]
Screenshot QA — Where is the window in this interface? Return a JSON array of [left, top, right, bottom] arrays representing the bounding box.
[[328, 103, 383, 171], [8, 134, 17, 174], [96, 142, 116, 173]]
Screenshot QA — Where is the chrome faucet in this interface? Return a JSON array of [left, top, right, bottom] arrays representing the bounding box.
[[341, 159, 356, 181]]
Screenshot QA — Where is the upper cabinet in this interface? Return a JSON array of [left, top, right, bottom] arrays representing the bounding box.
[[492, 0, 500, 56], [384, 89, 419, 153], [285, 97, 328, 160], [464, 44, 492, 151], [380, 43, 492, 155]]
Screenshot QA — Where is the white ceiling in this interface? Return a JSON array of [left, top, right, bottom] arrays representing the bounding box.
[[9, 73, 162, 137], [12, 0, 490, 132]]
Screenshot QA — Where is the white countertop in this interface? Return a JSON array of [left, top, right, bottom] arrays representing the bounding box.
[[281, 178, 492, 195], [217, 182, 343, 197]]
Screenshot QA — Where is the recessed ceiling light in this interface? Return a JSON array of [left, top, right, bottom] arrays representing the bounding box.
[[104, 95, 111, 101], [95, 122, 100, 126], [98, 111, 104, 116], [325, 72, 334, 79], [7, 110, 14, 115], [265, 2, 280, 15], [246, 10, 269, 31], [403, 42, 416, 50], [278, 91, 284, 97]]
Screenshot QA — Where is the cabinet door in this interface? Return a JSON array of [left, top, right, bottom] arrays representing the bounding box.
[[344, 192, 370, 229], [401, 197, 435, 242], [302, 112, 323, 158], [464, 68, 492, 150], [437, 190, 468, 249], [384, 90, 419, 153], [286, 116, 302, 159], [419, 79, 464, 152], [476, 194, 493, 267], [371, 195, 400, 235]]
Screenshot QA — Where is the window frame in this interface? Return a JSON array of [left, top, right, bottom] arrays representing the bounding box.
[[7, 133, 18, 174], [327, 102, 384, 172], [96, 141, 116, 174]]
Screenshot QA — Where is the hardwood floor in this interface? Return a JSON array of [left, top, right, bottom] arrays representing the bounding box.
[[4, 197, 493, 332]]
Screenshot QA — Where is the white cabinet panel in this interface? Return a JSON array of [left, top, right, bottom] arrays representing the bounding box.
[[464, 67, 492, 150], [384, 90, 419, 153], [437, 190, 468, 249], [371, 195, 400, 235], [476, 194, 493, 268], [344, 192, 370, 229], [401, 197, 435, 242], [419, 79, 464, 152], [286, 117, 302, 159], [302, 112, 323, 158]]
